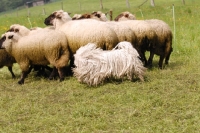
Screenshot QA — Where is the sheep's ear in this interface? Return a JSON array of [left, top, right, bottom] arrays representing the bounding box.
[[114, 14, 123, 21], [91, 11, 97, 15], [8, 35, 14, 39], [15, 29, 19, 32], [125, 14, 129, 18], [7, 28, 14, 32], [56, 13, 62, 19]]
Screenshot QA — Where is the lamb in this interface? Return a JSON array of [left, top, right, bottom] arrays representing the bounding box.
[[73, 41, 146, 86], [114, 12, 173, 68], [0, 31, 70, 84], [0, 49, 16, 78]]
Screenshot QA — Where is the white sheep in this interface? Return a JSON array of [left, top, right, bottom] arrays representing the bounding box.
[[73, 41, 146, 86], [73, 11, 157, 66], [0, 31, 70, 84], [117, 20, 157, 66], [71, 12, 137, 53], [114, 12, 173, 68], [44, 10, 119, 54], [7, 24, 54, 75], [145, 19, 173, 68]]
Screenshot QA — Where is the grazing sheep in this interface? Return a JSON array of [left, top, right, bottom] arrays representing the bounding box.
[[114, 11, 136, 21], [0, 49, 16, 78], [7, 24, 53, 75], [73, 41, 146, 86], [0, 31, 70, 84]]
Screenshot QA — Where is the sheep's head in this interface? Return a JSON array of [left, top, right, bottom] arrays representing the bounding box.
[[7, 24, 30, 36], [0, 34, 6, 49], [114, 11, 136, 21], [91, 11, 108, 21], [0, 32, 19, 50], [72, 13, 91, 20], [44, 10, 72, 26]]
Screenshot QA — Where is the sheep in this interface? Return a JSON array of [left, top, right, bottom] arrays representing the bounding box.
[[145, 19, 173, 68], [114, 12, 173, 68], [74, 11, 157, 66], [0, 49, 16, 78], [114, 11, 136, 21], [0, 31, 70, 84], [44, 10, 119, 54], [44, 10, 119, 74], [117, 20, 157, 65], [7, 24, 53, 76], [73, 41, 146, 86], [71, 11, 137, 55]]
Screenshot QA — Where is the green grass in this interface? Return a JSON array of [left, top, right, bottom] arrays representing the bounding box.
[[0, 0, 200, 132]]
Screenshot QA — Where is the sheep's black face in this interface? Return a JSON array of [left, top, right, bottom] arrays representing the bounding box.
[[44, 13, 55, 25], [0, 36, 6, 49]]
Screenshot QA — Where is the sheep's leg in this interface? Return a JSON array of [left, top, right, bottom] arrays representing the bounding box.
[[67, 57, 74, 76], [27, 65, 33, 74], [147, 51, 154, 67], [49, 67, 58, 80], [137, 50, 146, 65], [165, 48, 173, 65], [18, 71, 29, 84], [8, 66, 15, 79], [158, 55, 165, 69], [57, 67, 65, 82], [44, 65, 53, 72], [141, 50, 148, 66]]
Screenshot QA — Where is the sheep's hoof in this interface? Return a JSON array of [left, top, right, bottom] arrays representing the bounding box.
[[18, 80, 24, 84], [60, 78, 64, 82]]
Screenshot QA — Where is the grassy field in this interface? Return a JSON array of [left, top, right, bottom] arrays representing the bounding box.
[[0, 0, 200, 132]]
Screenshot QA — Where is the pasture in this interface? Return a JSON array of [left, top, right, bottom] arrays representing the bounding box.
[[0, 0, 200, 132]]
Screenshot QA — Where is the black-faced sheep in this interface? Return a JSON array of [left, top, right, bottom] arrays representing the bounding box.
[[0, 31, 70, 84], [73, 41, 146, 86]]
